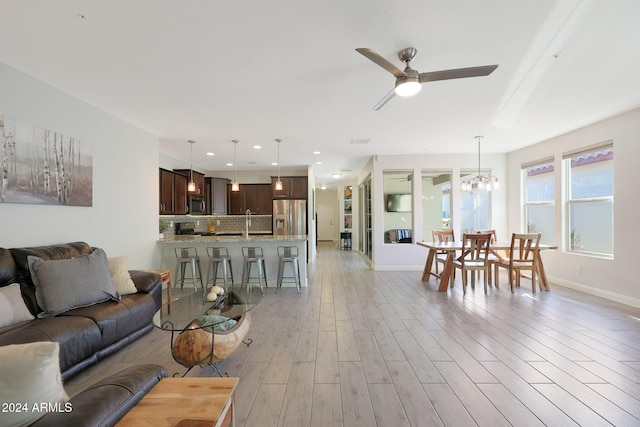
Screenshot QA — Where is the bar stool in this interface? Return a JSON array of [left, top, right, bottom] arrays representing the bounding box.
[[205, 247, 234, 292], [174, 247, 203, 291], [276, 246, 301, 294], [241, 247, 268, 293]]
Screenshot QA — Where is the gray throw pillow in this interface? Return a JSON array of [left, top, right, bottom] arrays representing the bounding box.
[[28, 248, 120, 317]]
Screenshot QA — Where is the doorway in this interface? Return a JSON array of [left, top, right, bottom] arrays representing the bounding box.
[[317, 204, 336, 241]]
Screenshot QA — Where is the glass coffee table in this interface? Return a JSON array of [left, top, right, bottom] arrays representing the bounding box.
[[153, 286, 263, 376]]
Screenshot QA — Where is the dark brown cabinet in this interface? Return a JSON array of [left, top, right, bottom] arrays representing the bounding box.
[[159, 168, 175, 214], [245, 184, 272, 214], [272, 176, 308, 199], [174, 173, 188, 215], [227, 183, 272, 214], [204, 179, 211, 215], [227, 184, 244, 215], [159, 168, 188, 215], [205, 177, 229, 215], [174, 169, 205, 196]]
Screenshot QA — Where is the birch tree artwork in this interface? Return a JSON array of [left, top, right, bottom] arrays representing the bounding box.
[[0, 114, 92, 206]]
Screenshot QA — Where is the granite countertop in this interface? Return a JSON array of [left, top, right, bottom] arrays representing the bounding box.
[[158, 234, 308, 243]]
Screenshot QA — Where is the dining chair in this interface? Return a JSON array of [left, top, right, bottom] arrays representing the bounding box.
[[432, 229, 455, 275], [475, 229, 500, 284], [494, 233, 541, 293], [452, 233, 492, 294]]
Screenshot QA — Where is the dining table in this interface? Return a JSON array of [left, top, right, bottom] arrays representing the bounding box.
[[417, 240, 556, 292]]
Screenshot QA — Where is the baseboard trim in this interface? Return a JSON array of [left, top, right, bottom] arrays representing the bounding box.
[[550, 276, 640, 309]]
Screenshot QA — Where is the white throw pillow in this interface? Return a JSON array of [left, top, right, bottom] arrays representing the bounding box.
[[0, 283, 34, 327], [0, 342, 69, 427], [108, 256, 138, 295]]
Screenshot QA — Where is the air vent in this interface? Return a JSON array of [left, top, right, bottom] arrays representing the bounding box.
[[350, 138, 370, 145]]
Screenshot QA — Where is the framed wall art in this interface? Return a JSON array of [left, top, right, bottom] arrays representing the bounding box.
[[0, 114, 93, 206]]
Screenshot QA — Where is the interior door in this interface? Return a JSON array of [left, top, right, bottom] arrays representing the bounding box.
[[317, 203, 335, 241]]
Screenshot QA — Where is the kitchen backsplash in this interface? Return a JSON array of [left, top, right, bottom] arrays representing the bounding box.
[[160, 215, 272, 237]]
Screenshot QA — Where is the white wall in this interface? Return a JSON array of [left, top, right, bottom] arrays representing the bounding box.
[[507, 107, 640, 307], [0, 61, 159, 269]]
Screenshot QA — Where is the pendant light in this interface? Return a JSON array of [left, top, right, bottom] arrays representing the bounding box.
[[274, 138, 283, 191], [187, 140, 196, 192], [461, 136, 499, 192], [231, 140, 240, 192]]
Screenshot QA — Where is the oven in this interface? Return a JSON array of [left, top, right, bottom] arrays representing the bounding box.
[[188, 196, 205, 215]]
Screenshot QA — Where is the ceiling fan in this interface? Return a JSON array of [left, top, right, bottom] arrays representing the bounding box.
[[356, 47, 498, 110]]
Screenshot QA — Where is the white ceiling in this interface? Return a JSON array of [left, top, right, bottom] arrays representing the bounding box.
[[2, 0, 639, 187]]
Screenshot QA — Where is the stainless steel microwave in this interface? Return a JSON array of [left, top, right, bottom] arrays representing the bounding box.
[[188, 196, 205, 215]]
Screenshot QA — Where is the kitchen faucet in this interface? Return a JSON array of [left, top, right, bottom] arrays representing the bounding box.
[[245, 209, 251, 239]]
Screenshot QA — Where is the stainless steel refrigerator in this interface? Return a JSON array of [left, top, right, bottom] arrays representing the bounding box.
[[273, 199, 307, 236]]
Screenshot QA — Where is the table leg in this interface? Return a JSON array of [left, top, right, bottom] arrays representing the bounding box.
[[438, 254, 454, 292], [536, 254, 550, 291], [422, 249, 436, 281]]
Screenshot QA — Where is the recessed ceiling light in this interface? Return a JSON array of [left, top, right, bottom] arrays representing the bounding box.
[[253, 145, 262, 149], [206, 152, 215, 156], [271, 162, 278, 166], [226, 163, 233, 167], [331, 173, 342, 179], [320, 185, 327, 190], [313, 151, 321, 155], [316, 161, 322, 165]]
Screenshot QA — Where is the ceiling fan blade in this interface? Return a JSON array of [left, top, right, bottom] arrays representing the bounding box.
[[419, 64, 498, 83], [356, 48, 406, 77], [372, 88, 396, 111]]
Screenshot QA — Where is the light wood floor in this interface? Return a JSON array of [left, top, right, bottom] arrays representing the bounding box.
[[66, 242, 640, 426]]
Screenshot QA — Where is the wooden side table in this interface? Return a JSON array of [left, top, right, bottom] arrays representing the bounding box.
[[116, 377, 238, 427], [147, 269, 172, 308]]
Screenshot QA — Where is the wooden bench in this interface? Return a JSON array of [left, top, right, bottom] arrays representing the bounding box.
[[116, 377, 238, 427]]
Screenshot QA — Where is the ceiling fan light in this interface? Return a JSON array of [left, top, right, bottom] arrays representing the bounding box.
[[395, 80, 421, 97]]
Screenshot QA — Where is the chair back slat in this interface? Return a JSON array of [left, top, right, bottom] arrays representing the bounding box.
[[476, 229, 497, 243], [242, 247, 263, 258], [207, 247, 229, 258], [175, 247, 198, 258], [432, 229, 455, 243], [460, 233, 492, 262], [278, 246, 298, 258], [510, 233, 540, 263]]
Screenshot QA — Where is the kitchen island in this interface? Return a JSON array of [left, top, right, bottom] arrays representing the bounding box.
[[157, 234, 308, 289]]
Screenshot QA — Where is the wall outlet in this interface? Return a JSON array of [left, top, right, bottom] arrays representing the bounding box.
[[217, 220, 220, 225]]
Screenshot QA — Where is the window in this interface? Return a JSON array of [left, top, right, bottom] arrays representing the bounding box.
[[564, 144, 613, 256], [383, 171, 413, 243], [459, 170, 491, 234], [522, 159, 555, 246], [422, 172, 452, 233]]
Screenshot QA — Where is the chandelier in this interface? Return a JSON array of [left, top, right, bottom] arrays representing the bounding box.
[[461, 136, 499, 192]]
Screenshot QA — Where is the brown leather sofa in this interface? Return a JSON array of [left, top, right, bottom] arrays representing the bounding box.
[[0, 242, 162, 381]]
